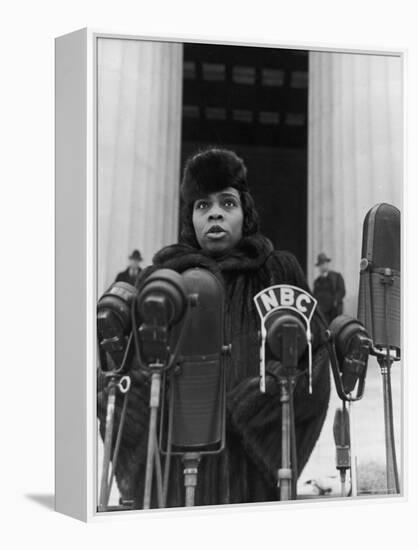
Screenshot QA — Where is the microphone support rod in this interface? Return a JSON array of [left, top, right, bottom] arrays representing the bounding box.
[[377, 269, 400, 495], [143, 365, 164, 509], [340, 401, 348, 498], [278, 376, 295, 501], [182, 453, 201, 507], [334, 402, 350, 498], [98, 376, 117, 511], [276, 323, 301, 501], [348, 400, 358, 497], [378, 352, 400, 494], [340, 470, 347, 497]]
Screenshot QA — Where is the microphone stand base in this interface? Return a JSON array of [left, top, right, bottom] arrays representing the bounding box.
[[277, 468, 292, 501]]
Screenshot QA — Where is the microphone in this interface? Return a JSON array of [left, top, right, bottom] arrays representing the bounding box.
[[253, 285, 317, 501], [136, 269, 187, 366], [254, 285, 317, 392], [265, 310, 307, 369], [97, 281, 138, 369], [328, 315, 370, 399], [169, 268, 226, 451], [135, 269, 189, 509], [357, 203, 400, 353], [357, 203, 401, 494]]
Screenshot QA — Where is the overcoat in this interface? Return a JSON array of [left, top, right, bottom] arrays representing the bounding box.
[[313, 270, 346, 324], [115, 267, 142, 286], [97, 234, 330, 507]]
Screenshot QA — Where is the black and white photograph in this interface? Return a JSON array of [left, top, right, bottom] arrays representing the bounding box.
[[95, 36, 402, 512], [5, 0, 418, 548]]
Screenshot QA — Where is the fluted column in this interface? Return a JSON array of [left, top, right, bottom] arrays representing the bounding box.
[[97, 38, 183, 293], [308, 52, 402, 315]]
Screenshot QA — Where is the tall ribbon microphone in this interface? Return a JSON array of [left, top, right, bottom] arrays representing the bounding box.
[[164, 268, 227, 507], [135, 267, 227, 508], [357, 203, 401, 494], [358, 203, 401, 354], [168, 268, 225, 452], [323, 204, 401, 495]]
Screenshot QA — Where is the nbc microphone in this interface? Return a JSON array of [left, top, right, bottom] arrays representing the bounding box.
[[253, 285, 317, 501], [264, 310, 308, 370], [253, 285, 317, 393]]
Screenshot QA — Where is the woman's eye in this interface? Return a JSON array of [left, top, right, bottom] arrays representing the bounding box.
[[223, 199, 237, 208], [195, 200, 209, 210]]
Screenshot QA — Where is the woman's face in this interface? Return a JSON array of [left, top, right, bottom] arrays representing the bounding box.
[[192, 187, 244, 256]]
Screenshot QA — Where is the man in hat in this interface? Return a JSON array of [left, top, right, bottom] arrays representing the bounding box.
[[115, 249, 143, 286], [313, 252, 346, 324]]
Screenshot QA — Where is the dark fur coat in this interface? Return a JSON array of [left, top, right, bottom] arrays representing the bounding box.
[[97, 234, 330, 507]]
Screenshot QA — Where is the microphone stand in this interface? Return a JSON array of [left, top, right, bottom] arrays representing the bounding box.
[[182, 453, 201, 507], [277, 323, 300, 501], [333, 404, 351, 498], [133, 300, 181, 510], [137, 310, 191, 510], [278, 376, 296, 500], [143, 364, 164, 509], [98, 369, 132, 511], [98, 373, 117, 511], [160, 356, 227, 508], [376, 268, 400, 495], [377, 351, 399, 494], [348, 400, 358, 497]]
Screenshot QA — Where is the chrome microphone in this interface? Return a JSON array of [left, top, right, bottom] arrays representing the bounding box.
[[253, 285, 317, 392]]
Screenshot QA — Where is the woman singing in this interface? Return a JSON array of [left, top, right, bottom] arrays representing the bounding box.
[[97, 147, 330, 508]]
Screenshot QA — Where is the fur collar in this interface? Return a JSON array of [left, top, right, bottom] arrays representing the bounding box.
[[152, 234, 274, 274]]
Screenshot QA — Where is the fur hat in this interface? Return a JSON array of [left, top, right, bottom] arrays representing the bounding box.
[[181, 148, 248, 204], [179, 148, 259, 247]]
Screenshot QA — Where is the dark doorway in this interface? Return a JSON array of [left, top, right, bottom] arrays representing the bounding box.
[[180, 43, 308, 272]]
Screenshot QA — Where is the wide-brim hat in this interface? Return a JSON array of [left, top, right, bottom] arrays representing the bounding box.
[[181, 148, 248, 204], [315, 252, 331, 266], [129, 249, 142, 261]]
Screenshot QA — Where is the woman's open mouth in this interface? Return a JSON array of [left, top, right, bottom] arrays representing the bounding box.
[[206, 225, 227, 239]]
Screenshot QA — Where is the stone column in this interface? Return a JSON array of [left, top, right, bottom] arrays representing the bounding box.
[[308, 51, 402, 315], [97, 38, 183, 293]]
